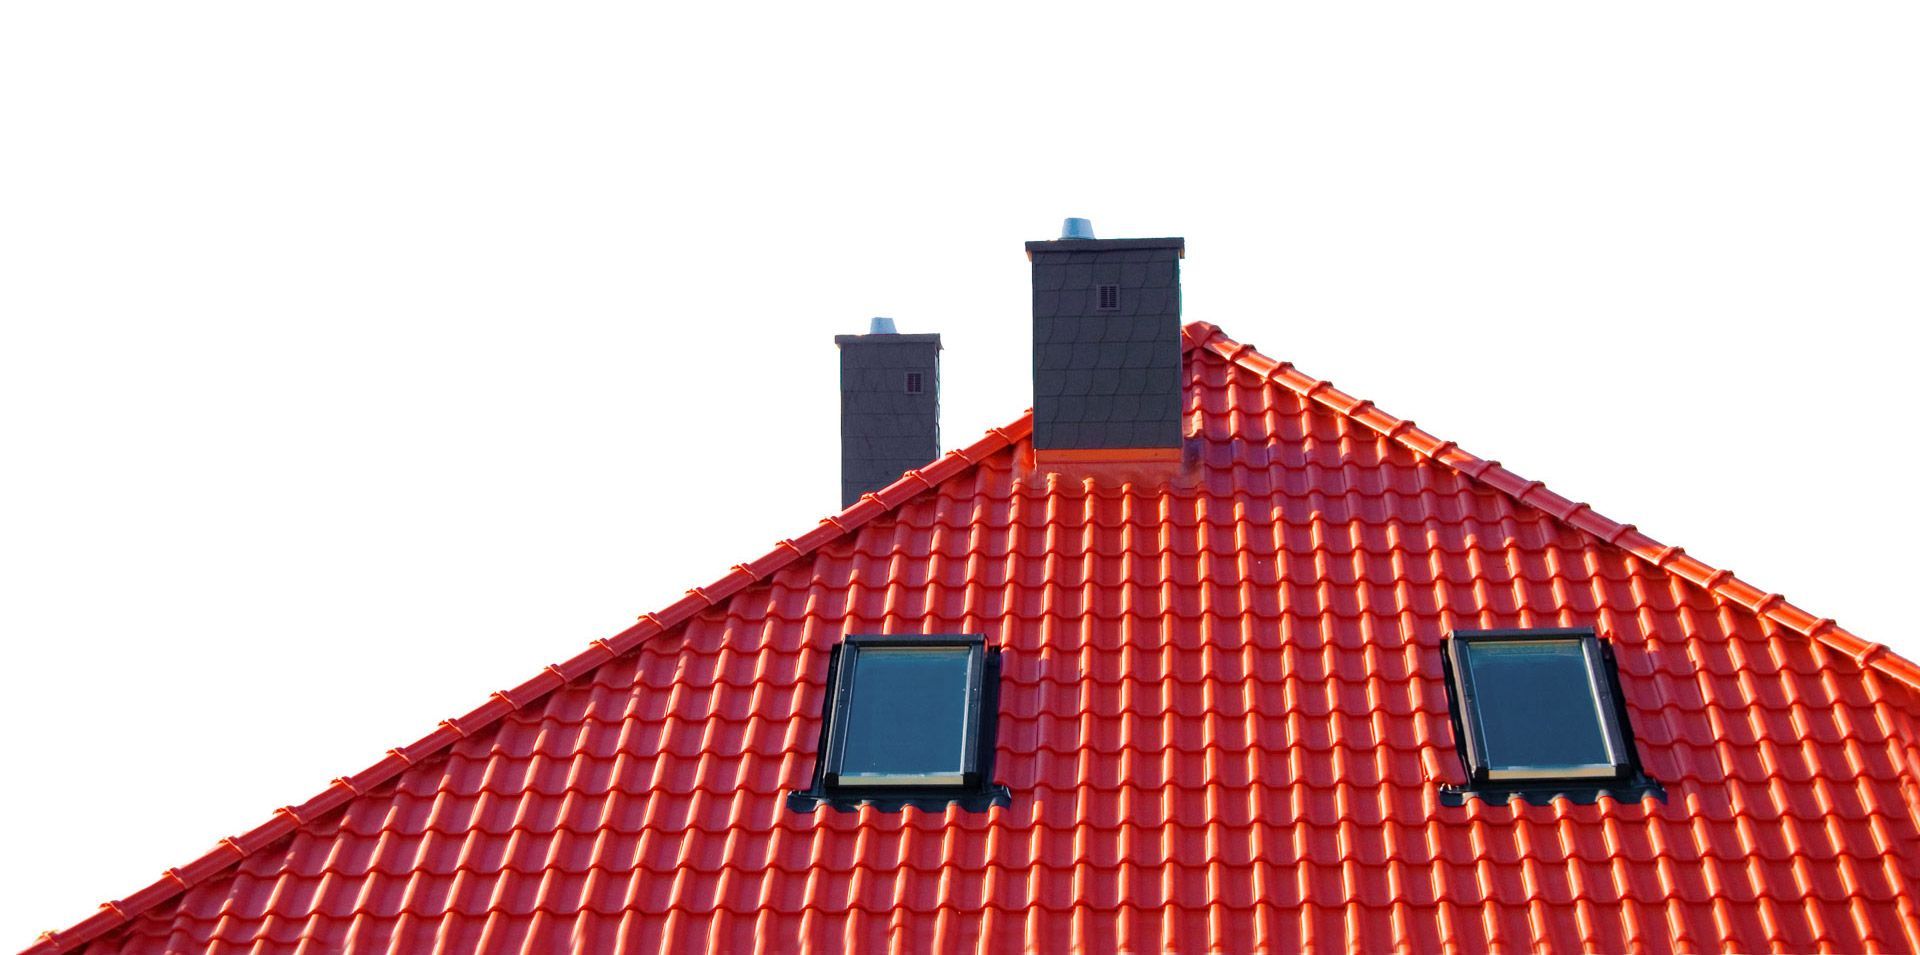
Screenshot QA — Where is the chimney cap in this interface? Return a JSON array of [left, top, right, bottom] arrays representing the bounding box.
[[835, 316, 940, 346], [1060, 217, 1096, 240], [1024, 236, 1186, 257], [836, 324, 942, 347]]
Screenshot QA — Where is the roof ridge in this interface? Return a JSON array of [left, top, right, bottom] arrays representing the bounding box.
[[26, 416, 1034, 954], [1180, 320, 1920, 694]]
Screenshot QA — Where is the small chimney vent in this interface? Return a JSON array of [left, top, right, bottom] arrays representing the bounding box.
[[1060, 217, 1096, 240]]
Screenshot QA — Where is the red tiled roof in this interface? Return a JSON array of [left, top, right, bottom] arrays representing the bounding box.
[[30, 322, 1920, 953]]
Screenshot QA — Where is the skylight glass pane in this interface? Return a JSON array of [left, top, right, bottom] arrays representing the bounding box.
[[1464, 639, 1616, 777], [840, 648, 970, 779]]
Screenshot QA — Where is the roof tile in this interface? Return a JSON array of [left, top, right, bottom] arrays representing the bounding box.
[[30, 322, 1920, 954]]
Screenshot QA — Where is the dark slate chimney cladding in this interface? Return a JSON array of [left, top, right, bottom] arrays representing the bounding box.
[[1026, 233, 1186, 454], [835, 322, 941, 508]]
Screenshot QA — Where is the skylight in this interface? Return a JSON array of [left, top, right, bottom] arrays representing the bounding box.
[[1442, 628, 1653, 798], [789, 634, 1008, 811]]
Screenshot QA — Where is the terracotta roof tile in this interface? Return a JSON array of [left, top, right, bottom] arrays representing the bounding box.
[[27, 321, 1920, 954]]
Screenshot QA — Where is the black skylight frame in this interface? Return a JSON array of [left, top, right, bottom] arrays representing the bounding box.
[[788, 633, 1011, 813], [1439, 627, 1664, 806]]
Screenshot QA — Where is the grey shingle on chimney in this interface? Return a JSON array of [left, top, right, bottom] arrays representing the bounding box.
[[835, 324, 940, 508], [1026, 234, 1186, 452]]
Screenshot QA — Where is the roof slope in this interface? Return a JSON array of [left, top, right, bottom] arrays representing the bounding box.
[[30, 322, 1920, 953]]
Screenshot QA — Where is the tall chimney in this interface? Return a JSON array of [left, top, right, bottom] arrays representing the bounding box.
[[835, 318, 941, 508], [1026, 218, 1186, 466]]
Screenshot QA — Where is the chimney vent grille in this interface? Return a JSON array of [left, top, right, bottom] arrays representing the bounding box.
[[1097, 284, 1120, 311], [905, 372, 924, 394]]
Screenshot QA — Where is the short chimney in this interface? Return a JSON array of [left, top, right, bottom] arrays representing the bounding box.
[[834, 318, 941, 508], [1026, 218, 1186, 465]]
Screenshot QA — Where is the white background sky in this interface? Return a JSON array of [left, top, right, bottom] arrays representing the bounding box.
[[3, 3, 1916, 945]]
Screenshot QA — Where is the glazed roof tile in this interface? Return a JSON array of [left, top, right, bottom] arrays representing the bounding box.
[[27, 321, 1920, 953]]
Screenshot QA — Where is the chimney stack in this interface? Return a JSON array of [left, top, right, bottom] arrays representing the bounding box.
[[1026, 218, 1186, 467], [835, 318, 941, 508]]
